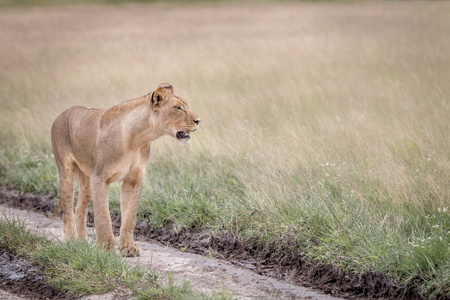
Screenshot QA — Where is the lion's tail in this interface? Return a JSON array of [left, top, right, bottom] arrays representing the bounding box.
[[51, 199, 63, 219]]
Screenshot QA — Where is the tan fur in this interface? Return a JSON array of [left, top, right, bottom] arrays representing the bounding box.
[[51, 83, 200, 256]]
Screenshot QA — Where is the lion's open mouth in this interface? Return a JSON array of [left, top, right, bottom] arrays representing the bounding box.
[[176, 131, 190, 140]]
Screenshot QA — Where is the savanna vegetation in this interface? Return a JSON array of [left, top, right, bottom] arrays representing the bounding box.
[[0, 1, 449, 298], [0, 216, 230, 299]]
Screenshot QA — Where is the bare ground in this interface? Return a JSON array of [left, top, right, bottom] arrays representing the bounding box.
[[0, 289, 29, 300], [0, 249, 64, 299], [0, 196, 339, 299]]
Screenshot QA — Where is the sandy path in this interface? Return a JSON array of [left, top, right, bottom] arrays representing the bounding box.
[[0, 204, 341, 300], [0, 290, 27, 300]]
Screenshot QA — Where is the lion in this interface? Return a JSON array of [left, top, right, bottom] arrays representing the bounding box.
[[51, 83, 200, 257]]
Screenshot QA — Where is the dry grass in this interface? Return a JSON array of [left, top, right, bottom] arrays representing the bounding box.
[[2, 1, 449, 205], [1, 1, 449, 295]]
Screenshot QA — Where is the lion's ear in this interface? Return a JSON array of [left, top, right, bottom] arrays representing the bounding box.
[[158, 82, 174, 95], [152, 86, 169, 107]]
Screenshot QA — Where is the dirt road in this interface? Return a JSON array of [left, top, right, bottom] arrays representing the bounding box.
[[0, 204, 340, 300]]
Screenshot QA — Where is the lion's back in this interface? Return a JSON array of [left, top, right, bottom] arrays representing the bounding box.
[[51, 106, 103, 171]]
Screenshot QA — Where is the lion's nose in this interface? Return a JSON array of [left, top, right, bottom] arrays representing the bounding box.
[[193, 119, 201, 125]]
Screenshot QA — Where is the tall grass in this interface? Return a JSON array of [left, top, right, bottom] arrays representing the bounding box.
[[0, 1, 449, 297]]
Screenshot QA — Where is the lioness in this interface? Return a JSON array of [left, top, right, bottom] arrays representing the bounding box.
[[51, 83, 200, 256]]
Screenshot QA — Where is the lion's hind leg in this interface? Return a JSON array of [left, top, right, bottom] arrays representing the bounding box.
[[75, 172, 91, 241], [58, 160, 78, 241]]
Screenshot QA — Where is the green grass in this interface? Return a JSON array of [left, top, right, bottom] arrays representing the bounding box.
[[0, 1, 449, 298], [1, 145, 448, 297], [0, 143, 58, 195], [0, 216, 233, 299], [140, 154, 450, 295]]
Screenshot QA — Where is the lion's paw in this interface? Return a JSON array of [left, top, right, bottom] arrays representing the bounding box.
[[121, 245, 141, 257]]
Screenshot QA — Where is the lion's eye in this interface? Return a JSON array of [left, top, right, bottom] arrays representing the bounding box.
[[177, 106, 182, 110]]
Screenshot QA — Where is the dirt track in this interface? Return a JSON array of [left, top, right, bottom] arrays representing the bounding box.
[[0, 204, 339, 300]]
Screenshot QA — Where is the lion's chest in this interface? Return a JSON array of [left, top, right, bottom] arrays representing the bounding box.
[[101, 144, 150, 185]]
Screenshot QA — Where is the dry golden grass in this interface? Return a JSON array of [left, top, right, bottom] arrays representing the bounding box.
[[3, 1, 448, 203]]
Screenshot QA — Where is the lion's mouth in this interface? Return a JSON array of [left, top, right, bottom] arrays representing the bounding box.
[[176, 131, 190, 140]]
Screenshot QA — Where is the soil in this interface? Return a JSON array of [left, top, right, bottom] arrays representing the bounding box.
[[0, 288, 29, 300], [132, 223, 432, 300], [0, 186, 444, 299], [0, 249, 63, 299]]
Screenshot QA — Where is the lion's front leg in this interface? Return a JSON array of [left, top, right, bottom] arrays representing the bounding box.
[[118, 169, 144, 257], [91, 176, 115, 251]]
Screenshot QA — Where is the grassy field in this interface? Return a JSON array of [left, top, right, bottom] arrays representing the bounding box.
[[0, 1, 449, 297]]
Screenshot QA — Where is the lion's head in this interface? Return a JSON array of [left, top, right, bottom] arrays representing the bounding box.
[[152, 83, 200, 144]]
